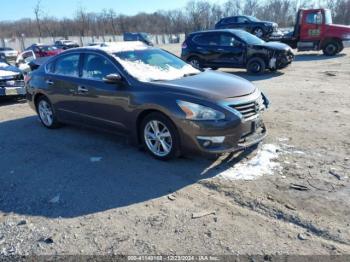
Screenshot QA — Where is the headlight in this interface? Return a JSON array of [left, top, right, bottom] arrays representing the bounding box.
[[342, 34, 350, 40], [177, 100, 225, 121]]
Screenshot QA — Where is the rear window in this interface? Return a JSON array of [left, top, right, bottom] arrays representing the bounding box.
[[41, 46, 58, 51], [0, 47, 13, 51]]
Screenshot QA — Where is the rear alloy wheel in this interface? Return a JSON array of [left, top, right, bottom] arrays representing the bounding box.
[[323, 42, 339, 56], [188, 57, 202, 69], [253, 27, 264, 38], [37, 96, 60, 129], [247, 57, 266, 74], [141, 113, 180, 160]]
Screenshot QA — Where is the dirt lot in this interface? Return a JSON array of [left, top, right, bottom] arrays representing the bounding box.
[[0, 45, 349, 258]]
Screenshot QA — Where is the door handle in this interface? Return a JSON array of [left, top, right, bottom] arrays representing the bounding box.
[[217, 49, 225, 51], [77, 86, 88, 93], [46, 80, 54, 85]]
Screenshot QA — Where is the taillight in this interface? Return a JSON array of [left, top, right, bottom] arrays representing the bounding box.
[[182, 41, 188, 49]]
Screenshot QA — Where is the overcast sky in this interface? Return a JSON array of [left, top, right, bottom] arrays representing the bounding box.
[[0, 0, 227, 21]]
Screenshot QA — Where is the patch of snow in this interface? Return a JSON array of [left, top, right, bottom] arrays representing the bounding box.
[[0, 70, 18, 78], [115, 57, 200, 82], [49, 195, 60, 204], [278, 137, 289, 142], [88, 41, 148, 53], [90, 156, 103, 162], [218, 144, 281, 181], [293, 150, 306, 155]]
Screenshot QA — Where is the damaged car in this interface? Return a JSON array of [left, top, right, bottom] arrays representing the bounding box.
[[181, 29, 294, 74], [0, 59, 25, 97], [26, 42, 269, 160]]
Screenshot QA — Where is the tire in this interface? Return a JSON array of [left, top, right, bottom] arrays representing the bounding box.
[[187, 56, 202, 69], [323, 41, 339, 56], [140, 112, 180, 160], [253, 27, 264, 38], [247, 57, 266, 74], [210, 67, 218, 70], [36, 96, 60, 129]]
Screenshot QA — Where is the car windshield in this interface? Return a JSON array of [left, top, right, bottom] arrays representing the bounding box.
[[325, 9, 333, 24], [247, 16, 260, 22], [114, 49, 200, 82], [41, 46, 58, 51], [234, 30, 265, 45]]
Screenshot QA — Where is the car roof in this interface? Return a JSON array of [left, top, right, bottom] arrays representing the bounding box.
[[189, 29, 244, 35], [70, 41, 151, 54]]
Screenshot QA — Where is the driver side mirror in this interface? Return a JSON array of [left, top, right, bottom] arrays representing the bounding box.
[[103, 73, 123, 84]]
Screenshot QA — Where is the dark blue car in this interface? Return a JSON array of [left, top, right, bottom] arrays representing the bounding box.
[[215, 16, 278, 39]]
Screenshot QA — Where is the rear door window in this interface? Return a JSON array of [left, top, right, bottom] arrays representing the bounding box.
[[224, 17, 237, 24], [54, 54, 80, 77], [82, 53, 117, 80], [193, 34, 219, 46]]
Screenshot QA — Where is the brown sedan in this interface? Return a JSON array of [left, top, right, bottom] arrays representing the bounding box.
[[26, 42, 269, 160]]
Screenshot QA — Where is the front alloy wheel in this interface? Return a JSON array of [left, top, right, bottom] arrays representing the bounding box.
[[141, 113, 180, 160], [188, 57, 202, 69], [253, 28, 264, 38], [247, 57, 266, 74]]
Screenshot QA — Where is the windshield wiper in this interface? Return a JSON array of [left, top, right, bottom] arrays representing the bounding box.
[[183, 73, 199, 77]]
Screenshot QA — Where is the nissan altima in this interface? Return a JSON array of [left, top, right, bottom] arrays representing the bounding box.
[[26, 42, 269, 160]]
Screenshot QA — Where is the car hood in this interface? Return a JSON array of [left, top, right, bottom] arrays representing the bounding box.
[[155, 70, 256, 100], [254, 41, 292, 51], [0, 63, 22, 79]]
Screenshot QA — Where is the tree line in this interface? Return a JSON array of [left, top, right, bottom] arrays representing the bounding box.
[[0, 0, 349, 38]]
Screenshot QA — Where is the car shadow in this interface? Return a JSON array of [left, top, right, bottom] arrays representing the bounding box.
[[0, 116, 256, 218], [222, 70, 284, 82], [0, 96, 26, 107], [294, 53, 346, 62]]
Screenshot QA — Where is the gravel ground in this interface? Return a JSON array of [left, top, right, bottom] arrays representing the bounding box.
[[0, 46, 349, 258]]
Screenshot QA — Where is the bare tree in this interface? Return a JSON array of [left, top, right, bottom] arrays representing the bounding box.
[[0, 0, 349, 39], [33, 0, 43, 40]]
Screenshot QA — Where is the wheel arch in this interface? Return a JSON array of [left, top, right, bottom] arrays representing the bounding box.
[[135, 109, 180, 146], [247, 53, 269, 66], [321, 37, 342, 49], [33, 92, 47, 111]]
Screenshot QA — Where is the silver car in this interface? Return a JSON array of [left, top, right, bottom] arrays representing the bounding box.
[[0, 47, 19, 61]]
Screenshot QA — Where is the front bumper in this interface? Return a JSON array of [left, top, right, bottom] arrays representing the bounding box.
[[269, 51, 294, 70], [178, 114, 267, 155]]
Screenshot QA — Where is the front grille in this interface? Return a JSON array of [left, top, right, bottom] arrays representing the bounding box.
[[230, 97, 265, 120], [0, 80, 24, 87]]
